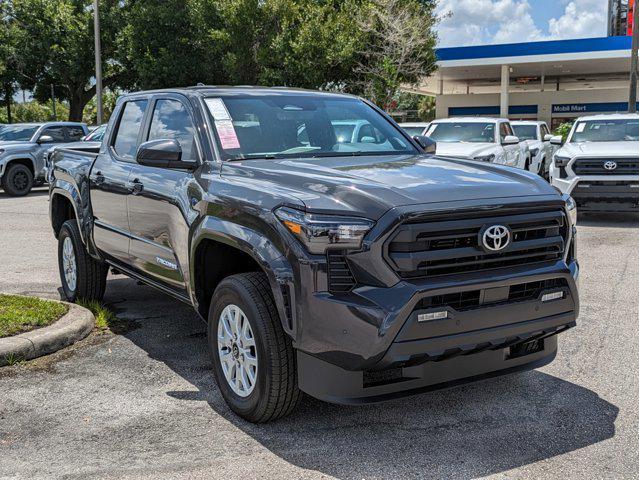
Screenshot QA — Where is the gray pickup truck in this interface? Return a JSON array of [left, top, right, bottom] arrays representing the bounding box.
[[49, 87, 579, 422], [0, 122, 88, 196]]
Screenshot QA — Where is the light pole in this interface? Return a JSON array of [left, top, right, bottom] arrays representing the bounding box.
[[93, 0, 103, 124], [629, 0, 639, 113]]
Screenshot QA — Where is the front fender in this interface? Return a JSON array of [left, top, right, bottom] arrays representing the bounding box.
[[190, 216, 297, 338], [0, 153, 37, 176]]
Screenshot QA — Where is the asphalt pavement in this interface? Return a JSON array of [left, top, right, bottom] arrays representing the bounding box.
[[0, 188, 637, 479]]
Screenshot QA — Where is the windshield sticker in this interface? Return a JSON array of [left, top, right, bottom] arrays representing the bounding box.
[[205, 98, 231, 121], [215, 120, 241, 150], [575, 123, 586, 133]]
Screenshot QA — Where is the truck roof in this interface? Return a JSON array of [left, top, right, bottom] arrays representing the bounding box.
[[122, 85, 357, 100], [432, 117, 508, 123], [6, 121, 87, 127], [574, 113, 639, 121], [511, 120, 547, 126]]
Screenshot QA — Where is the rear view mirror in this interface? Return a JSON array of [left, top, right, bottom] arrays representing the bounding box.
[[501, 135, 519, 145], [37, 135, 54, 144], [550, 135, 564, 146], [543, 134, 553, 142], [413, 135, 437, 154], [136, 139, 194, 169]]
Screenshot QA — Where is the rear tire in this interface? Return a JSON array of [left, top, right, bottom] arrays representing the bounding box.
[[208, 272, 300, 423], [1, 163, 33, 196], [58, 220, 108, 302]]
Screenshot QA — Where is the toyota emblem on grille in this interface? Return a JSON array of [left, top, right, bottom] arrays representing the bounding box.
[[604, 161, 618, 171], [481, 225, 511, 252]]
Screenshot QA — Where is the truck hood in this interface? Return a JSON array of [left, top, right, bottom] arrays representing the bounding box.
[[219, 153, 557, 219], [433, 142, 497, 159], [0, 141, 34, 152], [557, 141, 639, 158]]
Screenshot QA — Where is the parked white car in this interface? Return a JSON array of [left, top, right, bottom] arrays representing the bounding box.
[[511, 120, 556, 177], [398, 122, 429, 136], [550, 113, 639, 212], [425, 117, 528, 169]]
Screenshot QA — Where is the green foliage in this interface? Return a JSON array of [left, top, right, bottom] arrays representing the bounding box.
[[0, 100, 69, 123], [0, 294, 68, 338], [82, 89, 119, 125], [389, 91, 435, 121], [554, 122, 574, 141], [78, 300, 133, 334]]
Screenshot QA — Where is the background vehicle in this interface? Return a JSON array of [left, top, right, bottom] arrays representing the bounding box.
[[44, 124, 107, 181], [399, 122, 430, 136], [550, 113, 639, 212], [425, 117, 528, 169], [511, 120, 556, 178], [0, 122, 88, 196], [49, 87, 578, 422]]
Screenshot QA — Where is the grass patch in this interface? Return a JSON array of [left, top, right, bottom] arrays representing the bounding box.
[[77, 300, 133, 334], [0, 294, 68, 338]]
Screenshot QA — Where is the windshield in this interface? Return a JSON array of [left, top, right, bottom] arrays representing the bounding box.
[[204, 95, 416, 160], [85, 124, 107, 142], [511, 125, 537, 141], [401, 126, 426, 136], [570, 119, 639, 142], [426, 122, 495, 143], [0, 125, 39, 142]]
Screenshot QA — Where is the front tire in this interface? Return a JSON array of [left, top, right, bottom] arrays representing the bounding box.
[[58, 220, 108, 302], [208, 272, 300, 423], [1, 163, 33, 196]]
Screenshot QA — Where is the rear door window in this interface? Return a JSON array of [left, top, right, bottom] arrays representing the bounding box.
[[113, 100, 148, 159], [66, 126, 86, 141]]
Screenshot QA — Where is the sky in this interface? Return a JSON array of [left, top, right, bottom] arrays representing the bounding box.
[[436, 0, 609, 47]]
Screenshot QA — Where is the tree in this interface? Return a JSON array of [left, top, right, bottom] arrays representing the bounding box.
[[6, 0, 128, 121], [353, 0, 438, 109]]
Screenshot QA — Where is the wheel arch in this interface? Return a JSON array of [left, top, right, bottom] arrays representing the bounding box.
[[190, 217, 296, 339], [2, 156, 36, 176]]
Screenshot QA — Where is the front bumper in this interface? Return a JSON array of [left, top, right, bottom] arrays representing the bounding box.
[[552, 174, 639, 212], [296, 260, 578, 403]]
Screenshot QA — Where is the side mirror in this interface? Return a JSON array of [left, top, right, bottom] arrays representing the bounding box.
[[37, 135, 54, 144], [413, 135, 437, 154], [136, 139, 194, 169], [501, 135, 520, 145], [550, 135, 564, 146], [543, 134, 553, 142]]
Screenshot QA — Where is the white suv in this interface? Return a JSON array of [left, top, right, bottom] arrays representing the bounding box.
[[550, 113, 639, 212], [425, 117, 528, 169], [511, 121, 556, 177]]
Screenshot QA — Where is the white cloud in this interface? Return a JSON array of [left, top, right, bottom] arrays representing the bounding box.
[[547, 0, 607, 39], [436, 0, 607, 47]]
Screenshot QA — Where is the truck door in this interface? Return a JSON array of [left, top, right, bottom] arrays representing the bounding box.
[[90, 99, 149, 264], [126, 95, 200, 293]]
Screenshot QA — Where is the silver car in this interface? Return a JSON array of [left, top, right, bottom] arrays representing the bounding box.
[[0, 122, 88, 196]]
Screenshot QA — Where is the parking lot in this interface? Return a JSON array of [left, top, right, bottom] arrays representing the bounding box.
[[0, 189, 638, 479]]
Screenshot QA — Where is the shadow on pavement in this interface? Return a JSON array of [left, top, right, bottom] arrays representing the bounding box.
[[578, 211, 639, 228], [106, 277, 618, 479]]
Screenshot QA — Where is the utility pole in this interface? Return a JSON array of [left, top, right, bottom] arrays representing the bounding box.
[[51, 84, 57, 120], [629, 0, 639, 113], [5, 83, 12, 123], [93, 0, 103, 124]]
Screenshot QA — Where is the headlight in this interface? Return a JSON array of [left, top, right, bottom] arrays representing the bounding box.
[[565, 195, 577, 226], [474, 154, 495, 163], [529, 148, 539, 158], [275, 207, 374, 254], [554, 155, 571, 167]]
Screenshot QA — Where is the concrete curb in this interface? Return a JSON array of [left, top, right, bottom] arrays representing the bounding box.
[[0, 300, 95, 366]]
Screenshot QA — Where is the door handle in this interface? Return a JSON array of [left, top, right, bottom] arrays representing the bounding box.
[[94, 171, 105, 185], [129, 178, 144, 195]]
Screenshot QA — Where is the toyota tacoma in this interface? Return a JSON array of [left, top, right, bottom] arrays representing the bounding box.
[[551, 113, 639, 211], [48, 87, 579, 422]]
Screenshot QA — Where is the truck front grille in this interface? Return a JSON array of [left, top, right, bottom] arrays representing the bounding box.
[[573, 158, 639, 175], [418, 278, 568, 312], [387, 209, 567, 279]]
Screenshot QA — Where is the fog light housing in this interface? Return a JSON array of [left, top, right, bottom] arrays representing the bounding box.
[[542, 291, 564, 302]]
